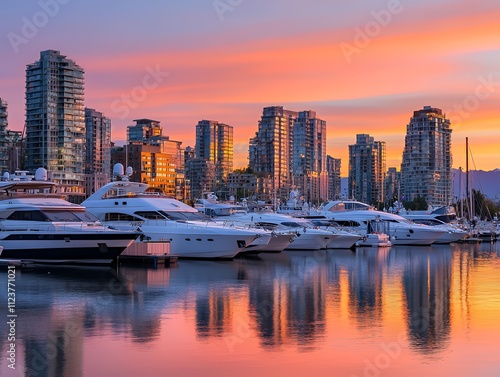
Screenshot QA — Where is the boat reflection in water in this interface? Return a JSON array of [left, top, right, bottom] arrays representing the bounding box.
[[1, 242, 500, 377]]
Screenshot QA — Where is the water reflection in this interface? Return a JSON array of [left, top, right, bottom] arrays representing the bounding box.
[[0, 266, 172, 376], [396, 246, 453, 354], [1, 243, 500, 376], [348, 248, 388, 330], [243, 252, 328, 350]]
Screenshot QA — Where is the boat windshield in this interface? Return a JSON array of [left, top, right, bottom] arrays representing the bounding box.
[[159, 211, 210, 221], [44, 210, 101, 222], [134, 211, 167, 220], [406, 218, 444, 226], [311, 219, 339, 227], [4, 209, 100, 222], [281, 221, 315, 229]]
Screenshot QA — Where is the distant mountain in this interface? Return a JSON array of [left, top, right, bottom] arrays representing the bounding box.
[[453, 168, 500, 201], [339, 169, 500, 201]]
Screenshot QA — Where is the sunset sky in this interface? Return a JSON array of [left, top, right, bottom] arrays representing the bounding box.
[[1, 0, 499, 176]]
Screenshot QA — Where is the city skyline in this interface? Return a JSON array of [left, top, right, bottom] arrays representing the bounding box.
[[1, 1, 500, 176]]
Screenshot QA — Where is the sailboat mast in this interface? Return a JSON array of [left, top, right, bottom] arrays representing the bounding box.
[[458, 167, 463, 219], [466, 137, 474, 221], [466, 137, 469, 219]]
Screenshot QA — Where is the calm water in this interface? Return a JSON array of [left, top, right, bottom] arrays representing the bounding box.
[[1, 243, 500, 377]]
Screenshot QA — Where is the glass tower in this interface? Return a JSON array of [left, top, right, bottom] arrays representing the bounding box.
[[195, 120, 233, 188], [25, 50, 85, 194], [0, 98, 8, 173], [348, 134, 386, 205], [400, 106, 452, 206], [249, 106, 298, 197]]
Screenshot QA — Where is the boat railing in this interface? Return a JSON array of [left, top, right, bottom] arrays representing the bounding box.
[[102, 192, 174, 199], [0, 220, 117, 232], [0, 192, 67, 200]]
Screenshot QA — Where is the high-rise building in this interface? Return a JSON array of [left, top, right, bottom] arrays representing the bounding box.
[[123, 119, 185, 198], [25, 50, 85, 201], [326, 156, 342, 200], [195, 120, 233, 189], [385, 167, 400, 206], [185, 158, 217, 200], [249, 106, 298, 198], [292, 110, 327, 202], [400, 106, 452, 206], [85, 108, 111, 175], [111, 143, 176, 196], [5, 130, 23, 173], [0, 98, 8, 172], [148, 135, 185, 200], [127, 118, 162, 142], [348, 134, 386, 205], [84, 108, 111, 195]]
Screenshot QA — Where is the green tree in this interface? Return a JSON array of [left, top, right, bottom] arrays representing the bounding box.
[[403, 196, 427, 211], [472, 189, 499, 220]]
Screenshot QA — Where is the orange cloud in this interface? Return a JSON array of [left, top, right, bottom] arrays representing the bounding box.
[[8, 3, 499, 177]]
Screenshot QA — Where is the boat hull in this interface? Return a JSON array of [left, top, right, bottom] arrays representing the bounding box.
[[326, 233, 361, 249], [390, 228, 447, 246], [284, 230, 331, 250], [0, 232, 138, 264], [243, 233, 295, 253], [120, 224, 258, 259]]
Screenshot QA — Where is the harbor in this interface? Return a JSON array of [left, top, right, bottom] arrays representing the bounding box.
[[2, 2, 500, 376], [1, 242, 499, 377]]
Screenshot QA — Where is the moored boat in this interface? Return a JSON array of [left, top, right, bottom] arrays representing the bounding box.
[[82, 165, 261, 259], [0, 171, 138, 264]]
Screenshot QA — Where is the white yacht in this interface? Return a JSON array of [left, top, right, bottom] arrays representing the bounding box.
[[191, 193, 295, 252], [314, 200, 448, 246], [196, 216, 294, 253], [225, 212, 333, 250], [301, 216, 363, 249], [398, 205, 457, 223], [194, 192, 245, 217], [0, 172, 138, 264], [400, 214, 468, 244], [82, 172, 261, 259]]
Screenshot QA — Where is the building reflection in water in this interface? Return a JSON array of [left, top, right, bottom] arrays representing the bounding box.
[[398, 246, 453, 354], [3, 243, 498, 376], [196, 292, 233, 338], [243, 252, 327, 351], [348, 248, 388, 329], [2, 266, 172, 377]]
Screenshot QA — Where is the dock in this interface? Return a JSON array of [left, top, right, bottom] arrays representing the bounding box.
[[0, 259, 35, 268], [118, 254, 178, 268], [118, 240, 177, 268], [0, 241, 178, 269], [456, 237, 483, 244]]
